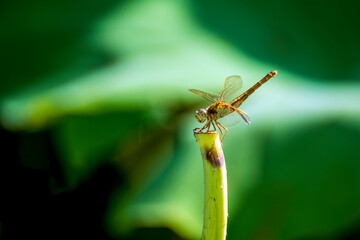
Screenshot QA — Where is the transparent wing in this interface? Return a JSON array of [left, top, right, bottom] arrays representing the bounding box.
[[218, 109, 251, 126], [219, 75, 243, 102], [189, 89, 219, 103]]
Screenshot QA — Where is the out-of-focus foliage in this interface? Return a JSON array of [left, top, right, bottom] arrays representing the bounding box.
[[192, 0, 360, 80], [1, 0, 360, 239]]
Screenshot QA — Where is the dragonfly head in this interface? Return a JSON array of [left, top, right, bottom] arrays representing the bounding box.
[[195, 109, 207, 123]]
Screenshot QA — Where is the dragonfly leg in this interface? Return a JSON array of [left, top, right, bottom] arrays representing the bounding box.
[[200, 123, 207, 133], [216, 121, 228, 141], [212, 121, 223, 140], [195, 123, 207, 133], [206, 122, 211, 133], [197, 121, 218, 134], [214, 121, 224, 141], [198, 122, 209, 133], [219, 122, 228, 140], [211, 121, 217, 132]]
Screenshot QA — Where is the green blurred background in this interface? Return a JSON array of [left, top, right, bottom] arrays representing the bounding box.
[[1, 0, 360, 239]]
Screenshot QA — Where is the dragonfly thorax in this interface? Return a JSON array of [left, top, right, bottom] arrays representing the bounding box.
[[195, 109, 207, 123]]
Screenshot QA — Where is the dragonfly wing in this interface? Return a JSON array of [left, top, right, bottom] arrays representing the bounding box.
[[189, 89, 219, 103], [218, 109, 250, 126], [219, 75, 243, 102]]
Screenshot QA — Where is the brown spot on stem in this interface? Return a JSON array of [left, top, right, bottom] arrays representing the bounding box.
[[205, 146, 224, 167]]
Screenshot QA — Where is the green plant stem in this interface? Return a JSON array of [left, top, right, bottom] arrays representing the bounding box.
[[194, 131, 228, 240]]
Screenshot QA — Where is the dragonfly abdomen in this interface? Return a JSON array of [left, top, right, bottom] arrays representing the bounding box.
[[230, 70, 277, 108]]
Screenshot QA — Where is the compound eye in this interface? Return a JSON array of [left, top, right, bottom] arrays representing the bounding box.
[[195, 109, 207, 123]]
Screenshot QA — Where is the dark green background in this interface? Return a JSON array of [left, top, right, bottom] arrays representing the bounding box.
[[1, 0, 360, 239]]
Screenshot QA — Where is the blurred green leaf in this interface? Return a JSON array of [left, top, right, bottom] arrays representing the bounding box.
[[53, 111, 148, 186], [191, 0, 360, 80], [0, 0, 274, 130], [107, 137, 204, 239], [0, 0, 123, 96], [228, 121, 360, 240]]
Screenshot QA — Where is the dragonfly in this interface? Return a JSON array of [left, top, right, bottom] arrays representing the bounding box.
[[189, 70, 278, 142]]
